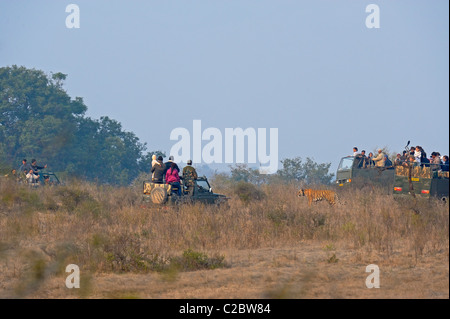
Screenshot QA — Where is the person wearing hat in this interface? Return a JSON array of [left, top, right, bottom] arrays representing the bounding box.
[[151, 155, 166, 184], [182, 160, 198, 196], [164, 155, 179, 174], [372, 149, 386, 168]]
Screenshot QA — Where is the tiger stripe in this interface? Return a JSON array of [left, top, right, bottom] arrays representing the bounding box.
[[297, 188, 339, 206]]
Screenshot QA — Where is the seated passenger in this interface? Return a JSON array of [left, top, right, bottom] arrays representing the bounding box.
[[25, 169, 39, 184], [5, 169, 18, 181]]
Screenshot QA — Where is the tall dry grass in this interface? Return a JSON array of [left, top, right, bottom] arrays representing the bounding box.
[[0, 178, 448, 297]]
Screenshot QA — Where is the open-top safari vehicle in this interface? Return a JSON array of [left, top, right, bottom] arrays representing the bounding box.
[[335, 141, 449, 200], [143, 176, 228, 205]]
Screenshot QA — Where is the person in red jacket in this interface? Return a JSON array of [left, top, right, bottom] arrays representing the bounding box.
[[165, 162, 182, 195]]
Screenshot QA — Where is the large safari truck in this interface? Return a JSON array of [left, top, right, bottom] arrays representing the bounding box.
[[392, 164, 449, 200], [335, 155, 395, 193], [336, 155, 449, 200], [143, 176, 228, 205]]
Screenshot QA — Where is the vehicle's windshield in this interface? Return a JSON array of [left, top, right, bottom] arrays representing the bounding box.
[[338, 157, 354, 171], [197, 180, 211, 192]]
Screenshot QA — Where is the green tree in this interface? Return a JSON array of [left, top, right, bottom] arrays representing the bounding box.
[[0, 65, 158, 185], [69, 116, 148, 185], [277, 157, 334, 185], [229, 164, 269, 185], [0, 65, 86, 167]]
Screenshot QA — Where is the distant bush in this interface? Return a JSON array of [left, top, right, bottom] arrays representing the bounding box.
[[233, 181, 265, 204], [170, 249, 227, 272]]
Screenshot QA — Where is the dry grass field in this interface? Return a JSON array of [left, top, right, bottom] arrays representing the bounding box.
[[0, 178, 448, 299]]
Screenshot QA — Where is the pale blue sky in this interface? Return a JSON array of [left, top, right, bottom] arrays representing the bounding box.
[[1, 0, 448, 174]]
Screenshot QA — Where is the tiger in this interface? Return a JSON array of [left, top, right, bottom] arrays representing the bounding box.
[[297, 188, 339, 206]]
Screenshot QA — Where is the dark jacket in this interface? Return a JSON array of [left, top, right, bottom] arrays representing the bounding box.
[[31, 164, 45, 175], [442, 160, 449, 172], [151, 161, 166, 183], [164, 161, 179, 173]]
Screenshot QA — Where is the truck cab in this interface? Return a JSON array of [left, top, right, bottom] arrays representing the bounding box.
[[335, 156, 395, 192]]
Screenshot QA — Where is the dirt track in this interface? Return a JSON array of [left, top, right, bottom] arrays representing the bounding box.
[[2, 242, 447, 299]]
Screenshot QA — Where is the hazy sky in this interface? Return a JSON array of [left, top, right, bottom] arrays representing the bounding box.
[[1, 0, 448, 174]]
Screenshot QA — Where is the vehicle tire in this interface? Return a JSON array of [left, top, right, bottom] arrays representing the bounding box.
[[150, 187, 167, 204]]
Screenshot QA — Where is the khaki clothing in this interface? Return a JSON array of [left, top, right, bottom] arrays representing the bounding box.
[[372, 152, 386, 167]]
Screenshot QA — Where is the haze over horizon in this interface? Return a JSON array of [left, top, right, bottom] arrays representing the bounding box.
[[1, 1, 448, 175]]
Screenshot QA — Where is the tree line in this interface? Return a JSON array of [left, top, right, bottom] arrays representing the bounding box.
[[0, 65, 166, 185], [1, 66, 334, 186]]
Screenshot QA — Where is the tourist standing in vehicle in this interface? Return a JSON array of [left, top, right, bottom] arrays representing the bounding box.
[[151, 156, 166, 184], [442, 156, 449, 172], [18, 159, 32, 175], [366, 152, 375, 167], [183, 160, 198, 196], [372, 149, 386, 167], [31, 159, 47, 174], [165, 162, 182, 196], [394, 153, 403, 166], [357, 150, 368, 168], [151, 154, 158, 179], [414, 146, 422, 163], [164, 155, 179, 174], [431, 152, 442, 171]]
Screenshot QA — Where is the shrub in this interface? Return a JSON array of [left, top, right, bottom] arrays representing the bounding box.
[[170, 249, 227, 272], [233, 181, 265, 204]]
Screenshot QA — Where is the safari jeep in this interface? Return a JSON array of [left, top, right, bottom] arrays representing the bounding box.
[[142, 176, 228, 205]]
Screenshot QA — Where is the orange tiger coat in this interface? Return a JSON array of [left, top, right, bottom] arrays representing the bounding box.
[[297, 188, 339, 206]]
